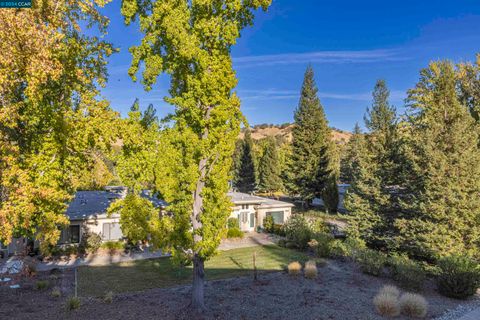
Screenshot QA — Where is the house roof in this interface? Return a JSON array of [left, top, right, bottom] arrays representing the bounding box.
[[66, 187, 167, 221], [227, 192, 294, 209], [66, 188, 126, 220]]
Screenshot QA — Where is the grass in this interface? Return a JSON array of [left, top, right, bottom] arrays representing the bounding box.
[[78, 245, 309, 297]]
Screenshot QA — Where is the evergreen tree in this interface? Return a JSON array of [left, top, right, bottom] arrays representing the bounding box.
[[340, 123, 362, 183], [343, 125, 386, 244], [234, 129, 257, 193], [291, 66, 338, 205], [345, 80, 399, 248], [258, 136, 282, 194], [141, 103, 158, 129], [396, 61, 480, 260]]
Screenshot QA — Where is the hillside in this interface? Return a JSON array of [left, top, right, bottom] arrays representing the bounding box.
[[239, 124, 352, 144]]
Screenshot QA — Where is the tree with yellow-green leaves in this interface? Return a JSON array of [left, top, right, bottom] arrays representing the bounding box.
[[0, 1, 119, 252], [120, 0, 271, 311]]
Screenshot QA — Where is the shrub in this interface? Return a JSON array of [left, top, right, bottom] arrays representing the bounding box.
[[311, 232, 334, 257], [263, 215, 274, 233], [66, 296, 81, 311], [283, 215, 312, 249], [288, 261, 302, 276], [79, 228, 101, 254], [103, 291, 114, 304], [227, 217, 239, 229], [436, 255, 480, 299], [272, 224, 285, 236], [36, 280, 49, 290], [304, 260, 317, 279], [101, 241, 125, 251], [51, 287, 61, 298], [355, 248, 387, 276], [379, 285, 400, 299], [285, 241, 297, 249], [390, 254, 426, 291], [277, 239, 287, 247], [227, 228, 244, 239], [399, 293, 428, 318], [373, 292, 400, 317]]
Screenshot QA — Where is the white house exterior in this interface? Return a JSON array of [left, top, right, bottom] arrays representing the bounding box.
[[1, 188, 294, 257], [228, 192, 294, 232]]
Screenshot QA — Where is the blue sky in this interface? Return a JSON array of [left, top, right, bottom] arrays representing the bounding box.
[[99, 0, 480, 131]]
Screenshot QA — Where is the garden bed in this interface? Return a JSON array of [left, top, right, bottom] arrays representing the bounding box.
[[1, 247, 478, 319]]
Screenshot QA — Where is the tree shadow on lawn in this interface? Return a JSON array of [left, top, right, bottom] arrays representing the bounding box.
[[77, 245, 310, 297]]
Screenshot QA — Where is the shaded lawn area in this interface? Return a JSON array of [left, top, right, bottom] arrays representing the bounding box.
[[78, 245, 309, 297]]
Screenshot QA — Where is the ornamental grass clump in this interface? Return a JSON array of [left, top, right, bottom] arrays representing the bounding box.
[[288, 261, 302, 276], [304, 260, 317, 279], [66, 296, 81, 311], [373, 292, 400, 317], [399, 293, 428, 318], [379, 285, 400, 299]]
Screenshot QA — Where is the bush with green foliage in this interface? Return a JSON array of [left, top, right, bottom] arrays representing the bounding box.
[[66, 296, 81, 311], [79, 228, 102, 254], [277, 239, 287, 247], [101, 241, 125, 251], [227, 228, 244, 239], [355, 248, 387, 276], [263, 215, 274, 233], [36, 280, 49, 290], [309, 232, 334, 258], [227, 217, 239, 229], [437, 255, 480, 299], [389, 254, 426, 291], [283, 215, 312, 249], [272, 224, 285, 236]]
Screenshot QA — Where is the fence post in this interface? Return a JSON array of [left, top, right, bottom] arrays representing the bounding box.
[[253, 251, 257, 281]]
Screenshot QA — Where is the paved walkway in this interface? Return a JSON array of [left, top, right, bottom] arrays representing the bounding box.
[[37, 249, 166, 272], [2, 232, 276, 272]]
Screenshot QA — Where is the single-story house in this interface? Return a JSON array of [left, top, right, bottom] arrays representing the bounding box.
[[1, 188, 294, 256], [59, 187, 167, 246], [228, 192, 294, 232]]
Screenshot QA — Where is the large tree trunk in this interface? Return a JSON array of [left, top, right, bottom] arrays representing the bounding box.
[[191, 253, 206, 311]]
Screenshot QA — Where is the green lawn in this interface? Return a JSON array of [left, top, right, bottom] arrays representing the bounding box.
[[78, 245, 310, 297]]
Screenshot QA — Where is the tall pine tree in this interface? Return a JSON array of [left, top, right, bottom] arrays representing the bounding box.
[[345, 80, 399, 248], [396, 61, 480, 260], [291, 66, 338, 206], [258, 136, 282, 194], [234, 128, 257, 193]]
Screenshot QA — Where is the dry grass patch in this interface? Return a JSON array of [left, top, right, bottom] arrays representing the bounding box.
[[288, 261, 302, 276], [399, 293, 428, 318], [304, 260, 317, 279], [373, 292, 400, 317], [103, 291, 114, 304], [50, 287, 61, 298], [379, 285, 400, 299]]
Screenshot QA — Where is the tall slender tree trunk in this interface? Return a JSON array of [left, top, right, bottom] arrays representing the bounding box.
[[190, 107, 211, 312]]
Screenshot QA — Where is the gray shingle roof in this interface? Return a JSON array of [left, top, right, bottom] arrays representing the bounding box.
[[66, 189, 126, 220], [66, 187, 167, 221]]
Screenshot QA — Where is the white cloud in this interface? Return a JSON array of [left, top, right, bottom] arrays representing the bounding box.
[[233, 49, 408, 68], [238, 89, 406, 102]]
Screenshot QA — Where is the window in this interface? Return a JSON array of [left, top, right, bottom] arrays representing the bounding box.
[[241, 204, 249, 210], [102, 222, 123, 240], [267, 211, 284, 224], [59, 225, 80, 244]]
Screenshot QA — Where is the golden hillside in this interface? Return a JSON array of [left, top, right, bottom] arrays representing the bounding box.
[[239, 124, 352, 144]]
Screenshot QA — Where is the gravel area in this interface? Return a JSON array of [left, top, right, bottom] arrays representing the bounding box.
[[1, 259, 478, 320]]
